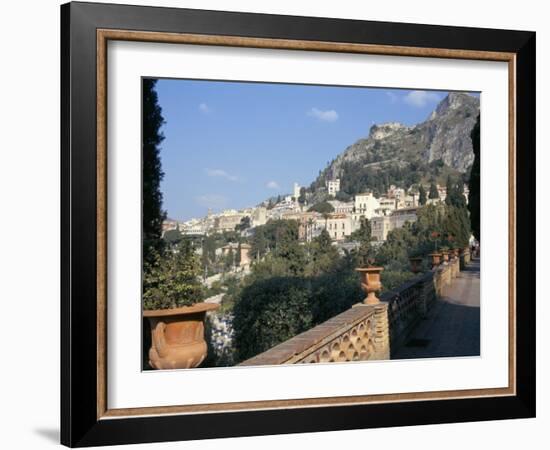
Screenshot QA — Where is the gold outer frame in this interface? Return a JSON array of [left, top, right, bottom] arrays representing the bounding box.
[[96, 29, 516, 420]]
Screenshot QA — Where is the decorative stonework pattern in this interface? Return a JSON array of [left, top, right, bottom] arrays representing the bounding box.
[[239, 304, 387, 366], [295, 311, 379, 363]]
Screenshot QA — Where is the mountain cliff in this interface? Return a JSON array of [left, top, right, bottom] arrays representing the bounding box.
[[312, 92, 479, 197]]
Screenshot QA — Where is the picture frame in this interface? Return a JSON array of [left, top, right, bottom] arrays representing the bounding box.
[[60, 1, 536, 447]]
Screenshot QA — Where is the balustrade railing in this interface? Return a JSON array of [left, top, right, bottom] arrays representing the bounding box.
[[239, 252, 467, 366]]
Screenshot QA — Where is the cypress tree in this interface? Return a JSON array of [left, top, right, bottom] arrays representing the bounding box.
[[468, 115, 480, 241], [142, 79, 166, 265]]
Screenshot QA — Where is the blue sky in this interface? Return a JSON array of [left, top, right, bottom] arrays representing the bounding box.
[[154, 79, 475, 221]]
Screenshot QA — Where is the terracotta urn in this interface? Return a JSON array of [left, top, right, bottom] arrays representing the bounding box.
[[143, 302, 219, 370], [409, 257, 423, 274], [356, 267, 384, 305], [429, 253, 442, 268]]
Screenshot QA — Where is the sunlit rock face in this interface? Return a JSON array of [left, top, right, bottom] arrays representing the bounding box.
[[322, 93, 480, 183]]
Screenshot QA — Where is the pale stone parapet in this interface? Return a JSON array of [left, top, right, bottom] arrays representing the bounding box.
[[239, 303, 384, 365]]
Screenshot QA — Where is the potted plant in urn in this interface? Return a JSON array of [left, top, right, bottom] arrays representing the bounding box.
[[143, 242, 219, 370], [356, 258, 384, 305]]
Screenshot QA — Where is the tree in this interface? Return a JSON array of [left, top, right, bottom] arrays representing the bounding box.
[[163, 228, 183, 245], [248, 220, 306, 276], [428, 182, 439, 200], [349, 217, 373, 267], [349, 217, 371, 243], [200, 234, 218, 275], [142, 79, 166, 266], [445, 175, 467, 208], [309, 229, 339, 275], [309, 201, 335, 214], [233, 277, 313, 362], [250, 226, 268, 261], [298, 187, 307, 204], [335, 191, 352, 202], [418, 184, 427, 206], [468, 115, 480, 241], [235, 242, 242, 266]]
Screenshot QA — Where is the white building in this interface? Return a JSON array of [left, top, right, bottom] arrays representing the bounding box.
[[376, 196, 398, 216], [322, 213, 352, 241], [353, 192, 380, 219], [293, 182, 301, 200], [326, 178, 341, 196], [328, 200, 354, 214]]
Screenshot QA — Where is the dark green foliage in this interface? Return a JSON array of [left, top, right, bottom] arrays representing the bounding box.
[[381, 270, 417, 292], [142, 241, 204, 310], [349, 217, 373, 267], [298, 187, 307, 204], [163, 228, 183, 245], [235, 242, 242, 266], [142, 79, 166, 266], [429, 182, 439, 199], [309, 201, 335, 214], [309, 229, 339, 276], [349, 217, 371, 243], [233, 277, 313, 361], [335, 191, 352, 202], [418, 184, 427, 205], [442, 205, 471, 248], [201, 234, 218, 272], [375, 226, 416, 270], [468, 115, 480, 241], [249, 226, 268, 261], [314, 157, 461, 199], [310, 254, 362, 323], [248, 219, 306, 277], [445, 175, 467, 208]]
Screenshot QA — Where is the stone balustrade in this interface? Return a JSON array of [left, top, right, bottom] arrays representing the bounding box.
[[239, 302, 389, 365], [239, 253, 467, 365], [381, 272, 435, 352]]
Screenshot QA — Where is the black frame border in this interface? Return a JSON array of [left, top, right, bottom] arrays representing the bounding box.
[[61, 2, 535, 447]]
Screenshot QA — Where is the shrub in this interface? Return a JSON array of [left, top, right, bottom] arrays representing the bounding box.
[[380, 269, 416, 292], [143, 242, 204, 310], [233, 277, 312, 362]]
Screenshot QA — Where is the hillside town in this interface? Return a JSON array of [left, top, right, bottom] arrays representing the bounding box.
[[163, 178, 469, 249]]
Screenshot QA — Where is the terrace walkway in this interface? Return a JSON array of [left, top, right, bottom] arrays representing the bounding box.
[[392, 258, 480, 359]]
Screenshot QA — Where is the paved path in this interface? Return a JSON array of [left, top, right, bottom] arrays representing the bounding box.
[[392, 258, 480, 360]]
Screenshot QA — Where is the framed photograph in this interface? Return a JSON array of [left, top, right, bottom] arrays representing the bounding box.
[[61, 1, 535, 447]]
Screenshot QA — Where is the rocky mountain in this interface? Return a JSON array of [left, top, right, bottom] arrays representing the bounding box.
[[312, 93, 479, 197]]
